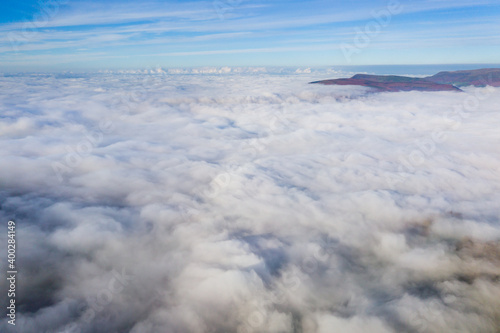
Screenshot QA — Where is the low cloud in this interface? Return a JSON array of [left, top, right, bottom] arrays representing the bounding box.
[[0, 71, 499, 333]]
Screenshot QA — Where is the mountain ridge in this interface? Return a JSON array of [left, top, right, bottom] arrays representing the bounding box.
[[310, 68, 500, 92]]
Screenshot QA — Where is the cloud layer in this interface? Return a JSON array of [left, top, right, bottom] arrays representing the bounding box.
[[1, 71, 500, 333]]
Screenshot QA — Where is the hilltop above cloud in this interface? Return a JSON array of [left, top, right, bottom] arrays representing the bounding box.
[[311, 68, 500, 92], [427, 68, 500, 87]]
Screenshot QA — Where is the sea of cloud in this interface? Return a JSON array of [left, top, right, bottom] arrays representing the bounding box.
[[0, 70, 499, 333]]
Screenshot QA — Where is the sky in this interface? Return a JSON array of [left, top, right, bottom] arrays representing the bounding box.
[[0, 0, 498, 71], [1, 0, 500, 71]]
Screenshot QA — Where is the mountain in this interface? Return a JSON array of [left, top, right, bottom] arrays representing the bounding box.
[[426, 68, 500, 87], [310, 68, 500, 92], [311, 74, 461, 92]]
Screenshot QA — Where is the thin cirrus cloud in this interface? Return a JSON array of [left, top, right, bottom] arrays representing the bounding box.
[[0, 1, 499, 68]]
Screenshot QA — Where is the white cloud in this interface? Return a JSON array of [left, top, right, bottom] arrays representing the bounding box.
[[0, 70, 499, 332]]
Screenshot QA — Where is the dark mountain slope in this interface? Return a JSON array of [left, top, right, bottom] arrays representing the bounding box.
[[310, 68, 500, 92]]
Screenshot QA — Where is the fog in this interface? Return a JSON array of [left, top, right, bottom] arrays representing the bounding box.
[[1, 70, 499, 333]]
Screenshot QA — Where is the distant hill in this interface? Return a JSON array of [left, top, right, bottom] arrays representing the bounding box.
[[310, 68, 500, 92], [426, 68, 500, 87]]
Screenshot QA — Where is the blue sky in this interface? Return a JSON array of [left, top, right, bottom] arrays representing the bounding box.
[[1, 0, 500, 71]]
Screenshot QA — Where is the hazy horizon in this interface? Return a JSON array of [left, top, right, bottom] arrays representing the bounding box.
[[4, 64, 500, 76]]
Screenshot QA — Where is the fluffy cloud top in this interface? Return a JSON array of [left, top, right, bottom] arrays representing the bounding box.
[[0, 71, 499, 333]]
